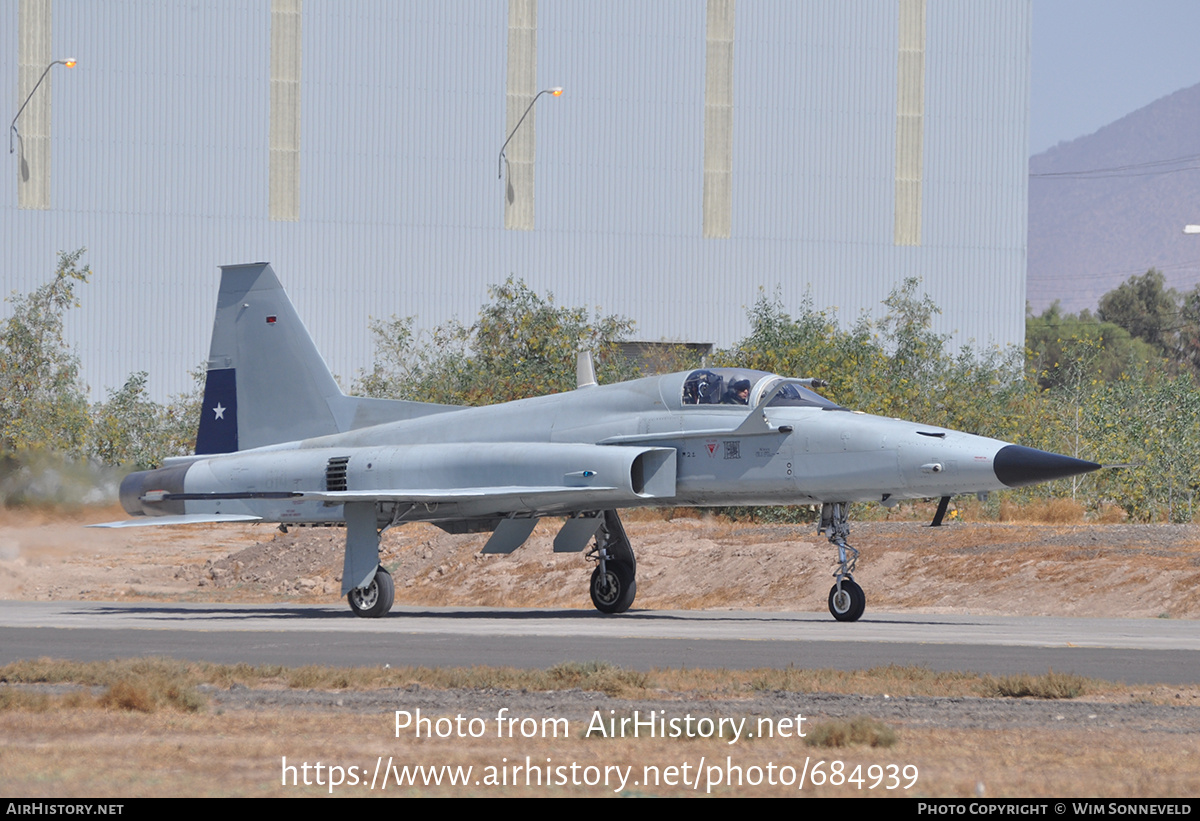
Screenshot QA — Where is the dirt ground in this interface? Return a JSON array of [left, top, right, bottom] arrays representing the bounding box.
[[4, 504, 1200, 619], [3, 506, 1200, 797]]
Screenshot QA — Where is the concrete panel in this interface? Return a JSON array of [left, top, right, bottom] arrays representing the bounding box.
[[894, 0, 924, 246], [270, 0, 301, 221], [16, 0, 52, 210], [703, 0, 734, 239], [504, 0, 536, 230]]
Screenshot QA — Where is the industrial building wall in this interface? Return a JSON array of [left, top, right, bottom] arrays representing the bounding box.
[[1, 0, 1030, 401]]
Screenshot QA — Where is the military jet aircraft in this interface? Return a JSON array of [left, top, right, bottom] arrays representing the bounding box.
[[102, 263, 1100, 622]]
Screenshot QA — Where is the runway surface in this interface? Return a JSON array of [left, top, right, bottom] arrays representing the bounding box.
[[2, 601, 1197, 684]]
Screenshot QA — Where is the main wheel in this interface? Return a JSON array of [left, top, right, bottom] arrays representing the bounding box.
[[590, 561, 636, 614], [348, 566, 395, 618], [828, 579, 865, 622]]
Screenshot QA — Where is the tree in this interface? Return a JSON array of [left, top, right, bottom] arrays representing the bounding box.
[[1175, 284, 1200, 376], [356, 277, 640, 405], [1026, 301, 1162, 390], [1097, 269, 1179, 359], [90, 370, 200, 469], [0, 249, 92, 455], [715, 287, 884, 412]]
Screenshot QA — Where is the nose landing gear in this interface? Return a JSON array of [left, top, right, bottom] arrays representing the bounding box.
[[586, 510, 637, 614], [820, 502, 865, 622]]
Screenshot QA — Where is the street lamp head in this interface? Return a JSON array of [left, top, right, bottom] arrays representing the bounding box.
[[498, 85, 564, 178], [10, 58, 79, 154]]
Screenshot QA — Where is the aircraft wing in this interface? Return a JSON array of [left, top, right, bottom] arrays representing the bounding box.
[[91, 484, 645, 528], [95, 484, 628, 526], [295, 486, 619, 505], [90, 513, 263, 528], [157, 485, 625, 510], [94, 479, 651, 530]]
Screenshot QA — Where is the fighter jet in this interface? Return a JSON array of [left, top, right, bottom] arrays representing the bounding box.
[[102, 263, 1100, 622]]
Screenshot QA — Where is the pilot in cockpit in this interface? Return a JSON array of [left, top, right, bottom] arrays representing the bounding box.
[[722, 378, 751, 405]]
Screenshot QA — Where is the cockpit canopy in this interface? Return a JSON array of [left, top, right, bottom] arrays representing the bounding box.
[[680, 368, 841, 410]]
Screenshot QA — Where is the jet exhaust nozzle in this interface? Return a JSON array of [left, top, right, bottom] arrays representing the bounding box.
[[119, 464, 189, 516], [993, 444, 1100, 488]]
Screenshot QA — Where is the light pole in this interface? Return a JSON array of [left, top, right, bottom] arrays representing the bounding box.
[[9, 58, 76, 155], [498, 86, 562, 180]]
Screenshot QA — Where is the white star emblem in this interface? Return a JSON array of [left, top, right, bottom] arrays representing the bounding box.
[[213, 403, 226, 420]]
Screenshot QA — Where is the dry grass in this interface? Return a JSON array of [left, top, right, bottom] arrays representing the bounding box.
[[998, 497, 1087, 523], [1, 659, 206, 713], [2, 657, 196, 688], [805, 716, 898, 748], [3, 709, 1198, 797], [981, 671, 1091, 699], [0, 658, 1124, 703], [1095, 503, 1128, 524], [2, 659, 1198, 797]]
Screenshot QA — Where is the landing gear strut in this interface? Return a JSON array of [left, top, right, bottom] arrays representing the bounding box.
[[586, 510, 637, 614], [342, 501, 407, 618], [820, 502, 865, 622]]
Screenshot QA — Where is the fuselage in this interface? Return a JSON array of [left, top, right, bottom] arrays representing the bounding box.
[[120, 368, 1092, 527]]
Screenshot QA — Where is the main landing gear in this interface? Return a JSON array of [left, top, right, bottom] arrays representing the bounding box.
[[348, 564, 395, 618], [587, 510, 637, 614], [820, 502, 865, 622], [342, 501, 405, 618]]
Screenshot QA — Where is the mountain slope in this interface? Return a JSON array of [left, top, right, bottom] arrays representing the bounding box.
[[1029, 82, 1200, 313]]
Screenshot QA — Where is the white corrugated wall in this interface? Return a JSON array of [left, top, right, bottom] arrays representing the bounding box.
[[0, 0, 1030, 400]]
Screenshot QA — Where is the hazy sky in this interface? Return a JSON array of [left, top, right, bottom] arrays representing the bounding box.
[[1032, 0, 1200, 155]]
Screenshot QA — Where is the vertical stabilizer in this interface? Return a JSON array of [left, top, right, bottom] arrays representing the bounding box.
[[196, 263, 343, 453]]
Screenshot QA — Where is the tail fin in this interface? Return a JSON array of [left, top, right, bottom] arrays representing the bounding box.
[[195, 263, 453, 454]]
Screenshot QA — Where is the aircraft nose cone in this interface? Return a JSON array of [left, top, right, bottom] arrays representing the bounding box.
[[993, 444, 1101, 488]]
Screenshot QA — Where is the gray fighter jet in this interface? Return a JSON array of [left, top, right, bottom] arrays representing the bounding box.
[[103, 263, 1100, 621]]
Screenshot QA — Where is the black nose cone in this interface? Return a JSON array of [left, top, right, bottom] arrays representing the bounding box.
[[993, 445, 1101, 488]]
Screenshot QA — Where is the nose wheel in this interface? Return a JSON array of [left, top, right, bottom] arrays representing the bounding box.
[[828, 579, 865, 622]]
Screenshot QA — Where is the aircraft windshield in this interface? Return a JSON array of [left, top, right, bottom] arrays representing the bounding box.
[[680, 369, 841, 410]]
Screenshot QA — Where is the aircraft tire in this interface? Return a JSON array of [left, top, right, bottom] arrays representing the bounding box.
[[828, 579, 865, 622], [590, 561, 636, 614], [348, 566, 395, 618]]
